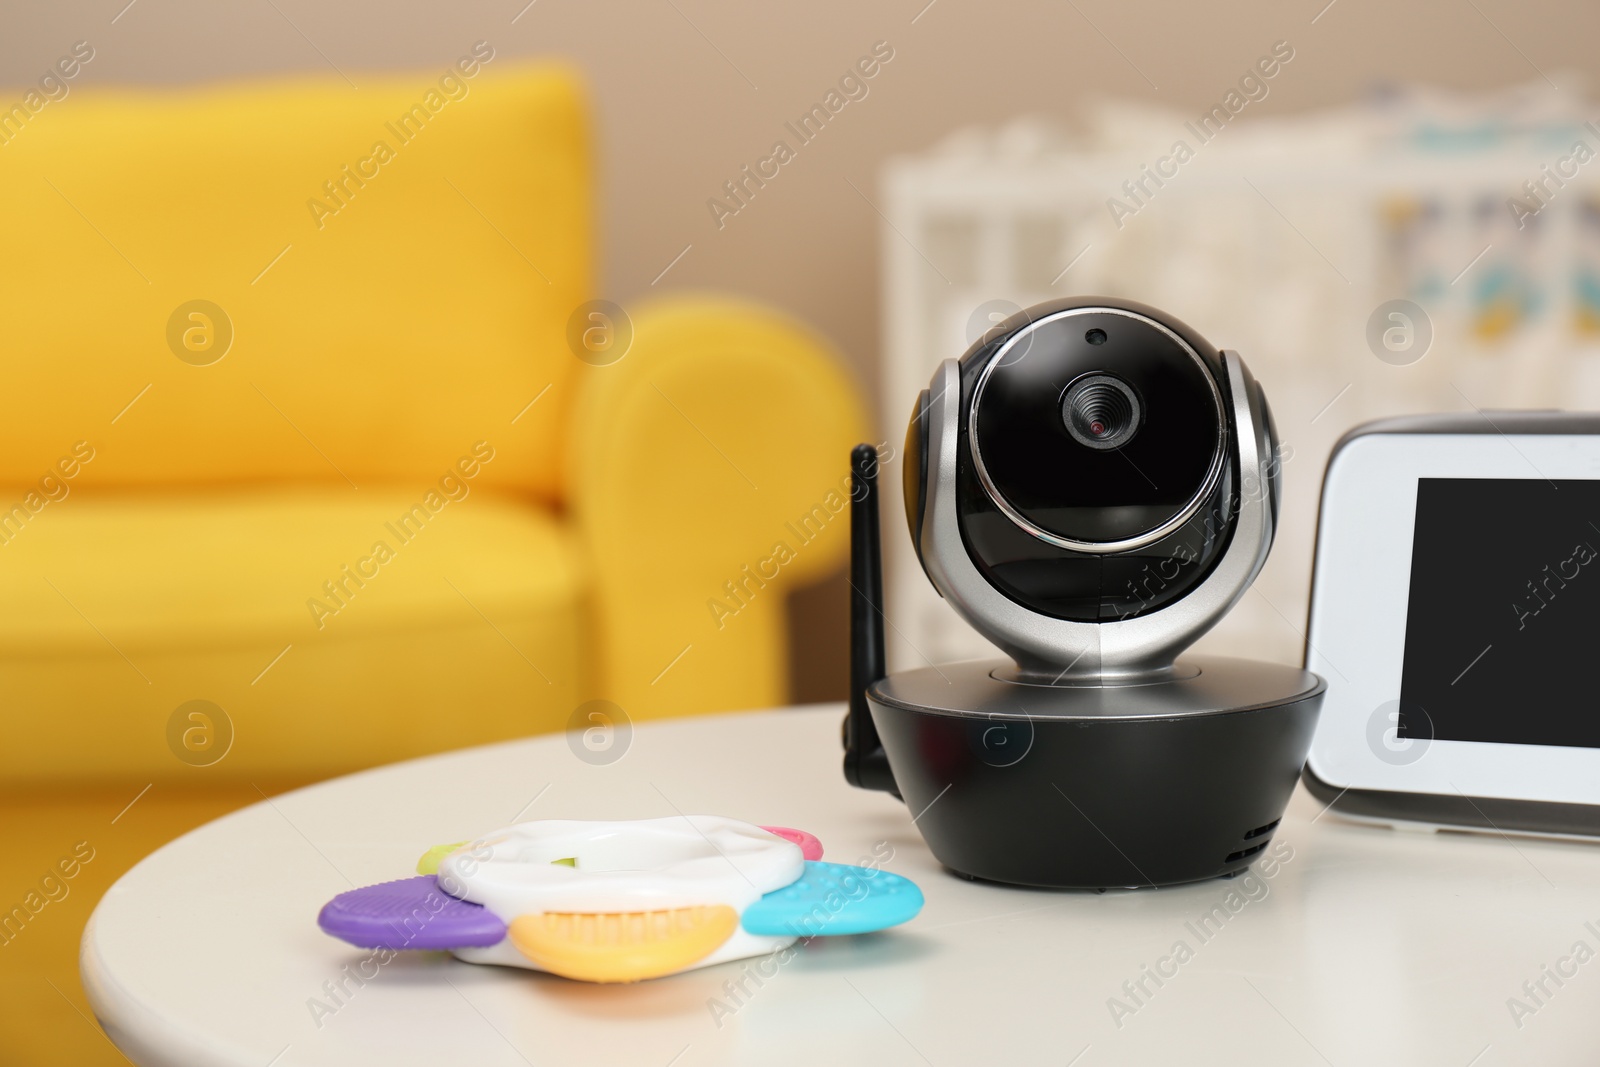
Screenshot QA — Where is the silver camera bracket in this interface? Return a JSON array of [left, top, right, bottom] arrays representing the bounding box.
[[916, 349, 1277, 683]]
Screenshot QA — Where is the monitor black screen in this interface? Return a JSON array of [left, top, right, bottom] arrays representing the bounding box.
[[1399, 477, 1600, 749]]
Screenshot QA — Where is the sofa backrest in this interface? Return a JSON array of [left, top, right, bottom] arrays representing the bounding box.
[[0, 58, 589, 502]]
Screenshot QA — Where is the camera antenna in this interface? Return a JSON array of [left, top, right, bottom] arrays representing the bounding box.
[[844, 443, 899, 796]]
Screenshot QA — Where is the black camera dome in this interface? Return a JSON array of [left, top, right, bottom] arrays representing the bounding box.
[[968, 305, 1226, 549], [903, 298, 1251, 625]]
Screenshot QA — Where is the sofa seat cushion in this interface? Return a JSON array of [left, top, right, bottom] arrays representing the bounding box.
[[0, 488, 585, 784]]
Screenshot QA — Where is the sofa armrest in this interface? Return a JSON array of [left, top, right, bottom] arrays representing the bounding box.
[[566, 296, 869, 720]]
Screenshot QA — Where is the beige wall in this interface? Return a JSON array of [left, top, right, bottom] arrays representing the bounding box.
[[7, 0, 1596, 700], [9, 0, 1597, 406]]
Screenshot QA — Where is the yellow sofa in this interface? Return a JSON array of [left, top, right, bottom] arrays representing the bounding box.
[[0, 61, 865, 1060]]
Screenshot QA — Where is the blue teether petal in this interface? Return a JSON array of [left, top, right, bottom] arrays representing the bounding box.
[[740, 861, 923, 937]]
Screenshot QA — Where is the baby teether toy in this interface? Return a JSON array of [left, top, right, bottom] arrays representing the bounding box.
[[317, 817, 921, 983]]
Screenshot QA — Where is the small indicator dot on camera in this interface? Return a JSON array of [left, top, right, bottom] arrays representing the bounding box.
[[1085, 328, 1107, 345]]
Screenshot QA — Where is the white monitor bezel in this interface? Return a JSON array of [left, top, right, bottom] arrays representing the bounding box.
[[1306, 430, 1600, 805]]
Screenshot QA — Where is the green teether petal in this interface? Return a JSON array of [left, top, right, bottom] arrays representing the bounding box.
[[416, 840, 469, 875]]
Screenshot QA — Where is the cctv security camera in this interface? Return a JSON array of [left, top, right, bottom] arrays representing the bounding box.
[[843, 297, 1323, 890], [902, 297, 1282, 682]]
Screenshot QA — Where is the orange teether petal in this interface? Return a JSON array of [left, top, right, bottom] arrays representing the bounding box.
[[507, 906, 738, 983]]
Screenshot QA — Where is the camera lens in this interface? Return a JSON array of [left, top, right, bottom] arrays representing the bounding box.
[[1062, 374, 1141, 451], [1085, 328, 1107, 345]]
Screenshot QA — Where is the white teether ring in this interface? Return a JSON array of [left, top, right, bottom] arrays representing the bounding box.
[[441, 816, 804, 976]]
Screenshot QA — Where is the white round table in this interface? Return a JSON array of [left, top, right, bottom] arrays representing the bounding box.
[[85, 705, 1600, 1066]]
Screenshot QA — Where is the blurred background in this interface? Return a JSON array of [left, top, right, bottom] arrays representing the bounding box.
[[5, 0, 1600, 1060]]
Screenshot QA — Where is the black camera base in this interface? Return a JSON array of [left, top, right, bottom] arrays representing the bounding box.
[[865, 657, 1323, 889]]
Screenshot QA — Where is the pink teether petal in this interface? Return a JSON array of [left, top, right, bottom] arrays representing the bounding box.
[[759, 825, 823, 861]]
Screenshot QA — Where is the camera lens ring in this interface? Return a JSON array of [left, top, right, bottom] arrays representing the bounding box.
[[966, 306, 1228, 555], [1062, 373, 1142, 450]]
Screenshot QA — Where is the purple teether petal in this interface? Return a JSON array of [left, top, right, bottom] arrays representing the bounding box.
[[318, 876, 506, 950]]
